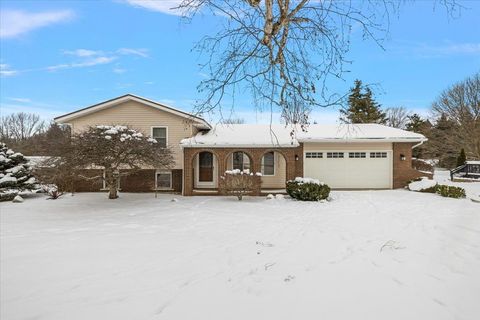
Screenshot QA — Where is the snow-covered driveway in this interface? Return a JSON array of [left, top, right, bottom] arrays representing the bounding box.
[[1, 190, 479, 320]]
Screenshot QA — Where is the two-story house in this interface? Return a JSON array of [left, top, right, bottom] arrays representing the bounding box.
[[55, 94, 428, 195]]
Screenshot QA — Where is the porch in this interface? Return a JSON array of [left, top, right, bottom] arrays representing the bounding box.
[[183, 147, 303, 196]]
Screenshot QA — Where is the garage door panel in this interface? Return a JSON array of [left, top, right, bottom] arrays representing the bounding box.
[[304, 150, 392, 189]]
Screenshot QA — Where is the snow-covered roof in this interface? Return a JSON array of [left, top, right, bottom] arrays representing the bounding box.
[[180, 124, 426, 148], [181, 124, 299, 148], [54, 94, 211, 129], [466, 161, 480, 165]]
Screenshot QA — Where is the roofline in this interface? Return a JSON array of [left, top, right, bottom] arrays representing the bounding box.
[[180, 144, 299, 148], [54, 94, 211, 129], [297, 138, 427, 143]]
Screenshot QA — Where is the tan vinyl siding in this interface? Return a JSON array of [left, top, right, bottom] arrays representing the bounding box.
[[225, 151, 286, 188], [303, 142, 392, 151], [260, 152, 286, 188], [68, 100, 194, 169]]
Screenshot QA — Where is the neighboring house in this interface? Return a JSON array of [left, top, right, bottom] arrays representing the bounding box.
[[55, 94, 428, 195]]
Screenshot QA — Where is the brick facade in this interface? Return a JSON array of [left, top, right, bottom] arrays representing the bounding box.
[[183, 145, 304, 196], [72, 169, 182, 193], [393, 142, 432, 188]]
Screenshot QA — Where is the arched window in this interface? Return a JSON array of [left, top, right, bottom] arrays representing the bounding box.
[[261, 152, 275, 176], [232, 151, 250, 172]]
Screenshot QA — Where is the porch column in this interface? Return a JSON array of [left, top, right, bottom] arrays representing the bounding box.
[[183, 148, 194, 196]]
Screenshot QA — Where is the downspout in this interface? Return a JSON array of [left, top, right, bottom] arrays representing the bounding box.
[[412, 139, 426, 150]]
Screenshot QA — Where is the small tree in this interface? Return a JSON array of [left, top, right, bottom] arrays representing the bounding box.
[[456, 148, 466, 167], [219, 170, 261, 200], [340, 80, 386, 124], [55, 125, 174, 199], [386, 106, 410, 129], [0, 143, 38, 201]]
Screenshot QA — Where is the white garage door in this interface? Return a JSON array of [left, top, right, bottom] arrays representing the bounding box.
[[304, 151, 392, 189]]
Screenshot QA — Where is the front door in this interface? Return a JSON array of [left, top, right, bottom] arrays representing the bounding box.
[[198, 152, 213, 182]]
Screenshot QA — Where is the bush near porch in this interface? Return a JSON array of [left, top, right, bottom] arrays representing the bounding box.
[[286, 178, 330, 201], [219, 170, 261, 200]]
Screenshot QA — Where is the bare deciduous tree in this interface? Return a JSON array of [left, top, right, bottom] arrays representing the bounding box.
[[432, 72, 480, 160], [386, 106, 410, 129], [0, 112, 46, 142], [177, 0, 461, 127], [47, 125, 174, 199], [221, 117, 245, 124]]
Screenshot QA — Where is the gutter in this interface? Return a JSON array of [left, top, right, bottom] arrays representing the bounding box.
[[412, 138, 427, 149]]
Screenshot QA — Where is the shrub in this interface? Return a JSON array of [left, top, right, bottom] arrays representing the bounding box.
[[286, 177, 330, 201], [436, 185, 466, 199], [219, 170, 261, 200], [407, 177, 437, 192], [412, 159, 434, 173]]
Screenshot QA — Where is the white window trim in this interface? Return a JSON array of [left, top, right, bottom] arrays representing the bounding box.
[[102, 169, 121, 190], [231, 152, 251, 172], [155, 170, 173, 190], [261, 152, 276, 176], [150, 126, 168, 147]]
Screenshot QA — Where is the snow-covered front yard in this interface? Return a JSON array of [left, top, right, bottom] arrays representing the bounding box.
[[1, 175, 479, 320]]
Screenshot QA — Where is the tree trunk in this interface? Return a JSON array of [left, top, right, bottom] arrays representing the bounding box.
[[109, 184, 118, 199]]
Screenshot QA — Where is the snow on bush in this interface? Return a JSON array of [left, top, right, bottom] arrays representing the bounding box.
[[294, 177, 323, 185], [286, 178, 330, 201], [220, 170, 261, 200], [0, 143, 38, 201], [408, 177, 437, 192]]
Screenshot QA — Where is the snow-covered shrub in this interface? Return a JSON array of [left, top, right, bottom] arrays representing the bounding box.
[[286, 177, 330, 201], [412, 159, 434, 173], [43, 185, 64, 200], [436, 185, 466, 199], [219, 170, 261, 200], [408, 177, 437, 193], [0, 143, 38, 201]]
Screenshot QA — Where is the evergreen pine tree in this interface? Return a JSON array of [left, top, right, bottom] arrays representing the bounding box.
[[405, 113, 432, 159], [428, 114, 459, 168], [456, 148, 466, 167], [0, 143, 37, 201], [340, 79, 387, 124], [405, 114, 425, 132]]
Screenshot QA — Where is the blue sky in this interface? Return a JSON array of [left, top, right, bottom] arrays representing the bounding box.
[[0, 0, 479, 124]]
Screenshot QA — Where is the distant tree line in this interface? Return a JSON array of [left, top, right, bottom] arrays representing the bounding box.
[[338, 72, 479, 168], [0, 112, 71, 156]]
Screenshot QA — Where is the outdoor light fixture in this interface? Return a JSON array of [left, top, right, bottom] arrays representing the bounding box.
[[400, 154, 406, 161], [295, 154, 299, 161]]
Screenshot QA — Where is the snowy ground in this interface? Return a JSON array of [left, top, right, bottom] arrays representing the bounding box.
[[1, 175, 479, 320]]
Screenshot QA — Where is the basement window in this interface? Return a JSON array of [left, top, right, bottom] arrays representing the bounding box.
[[156, 171, 172, 189], [327, 152, 344, 158]]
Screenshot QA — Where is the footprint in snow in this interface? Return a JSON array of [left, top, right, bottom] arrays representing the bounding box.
[[284, 275, 295, 282]]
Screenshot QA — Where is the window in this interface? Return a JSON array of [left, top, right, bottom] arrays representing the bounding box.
[[261, 152, 275, 175], [102, 170, 121, 190], [349, 152, 366, 158], [370, 152, 387, 158], [232, 152, 251, 172], [305, 152, 322, 158], [327, 152, 344, 158], [152, 127, 167, 147], [156, 171, 172, 189]]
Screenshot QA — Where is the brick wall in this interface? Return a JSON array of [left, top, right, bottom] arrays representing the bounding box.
[[393, 142, 432, 188], [183, 146, 304, 196]]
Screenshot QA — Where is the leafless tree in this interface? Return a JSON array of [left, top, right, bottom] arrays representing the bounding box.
[[177, 0, 461, 127], [221, 117, 245, 124], [0, 112, 46, 141], [46, 125, 174, 199], [386, 106, 410, 129], [432, 72, 480, 159]]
